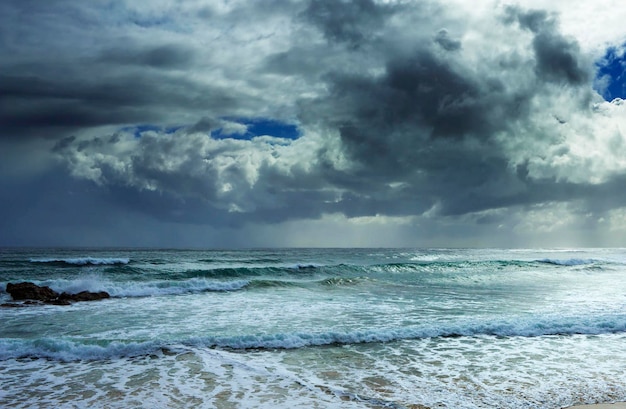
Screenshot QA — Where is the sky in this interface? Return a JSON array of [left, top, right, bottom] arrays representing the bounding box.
[[1, 0, 626, 248]]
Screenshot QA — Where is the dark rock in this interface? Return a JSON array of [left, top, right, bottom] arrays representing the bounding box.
[[58, 291, 110, 302], [5, 282, 110, 305], [6, 282, 59, 302]]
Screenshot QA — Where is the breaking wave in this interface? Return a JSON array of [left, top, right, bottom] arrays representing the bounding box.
[[537, 258, 598, 266], [3, 313, 625, 361], [29, 257, 130, 266], [10, 276, 251, 298]]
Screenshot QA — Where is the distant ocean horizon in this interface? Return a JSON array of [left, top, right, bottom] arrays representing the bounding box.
[[2, 247, 626, 408]]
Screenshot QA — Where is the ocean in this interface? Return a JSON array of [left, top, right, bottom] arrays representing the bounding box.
[[1, 248, 626, 409]]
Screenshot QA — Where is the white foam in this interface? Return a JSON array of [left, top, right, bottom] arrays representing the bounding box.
[[2, 335, 626, 409], [105, 278, 250, 297], [30, 257, 130, 266], [0, 345, 369, 409], [282, 333, 626, 409], [37, 276, 250, 298], [409, 254, 443, 262]]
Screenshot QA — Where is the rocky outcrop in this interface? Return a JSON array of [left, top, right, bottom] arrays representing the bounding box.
[[58, 291, 110, 302], [3, 282, 110, 306], [6, 282, 58, 302]]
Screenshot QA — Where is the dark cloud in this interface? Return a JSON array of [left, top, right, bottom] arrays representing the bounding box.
[[98, 44, 196, 69], [264, 46, 332, 78], [293, 1, 618, 223], [302, 0, 395, 48], [0, 1, 273, 142], [187, 117, 221, 134], [434, 29, 462, 52], [0, 167, 126, 246], [296, 27, 529, 218], [332, 51, 515, 143], [505, 6, 590, 85], [0, 67, 240, 139]]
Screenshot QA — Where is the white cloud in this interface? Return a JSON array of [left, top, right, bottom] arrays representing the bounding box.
[[503, 97, 626, 184], [57, 122, 349, 216], [507, 0, 626, 54]]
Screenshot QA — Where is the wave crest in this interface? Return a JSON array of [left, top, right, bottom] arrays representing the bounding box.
[[15, 276, 250, 298], [537, 258, 598, 266], [3, 313, 625, 361], [30, 257, 130, 266], [193, 315, 626, 350]]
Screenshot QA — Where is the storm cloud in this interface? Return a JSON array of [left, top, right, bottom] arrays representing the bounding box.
[[1, 0, 626, 247]]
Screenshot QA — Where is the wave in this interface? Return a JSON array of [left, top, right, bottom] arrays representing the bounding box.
[[191, 314, 626, 350], [20, 257, 613, 279], [1, 275, 366, 298], [3, 314, 625, 361], [103, 279, 250, 297], [537, 258, 598, 266], [368, 260, 522, 274], [0, 338, 166, 361], [11, 276, 251, 298], [29, 257, 130, 266], [376, 257, 620, 272], [374, 258, 617, 274], [181, 264, 325, 279], [197, 257, 283, 264], [291, 263, 325, 269], [320, 277, 365, 286], [226, 276, 366, 290], [246, 279, 300, 289]]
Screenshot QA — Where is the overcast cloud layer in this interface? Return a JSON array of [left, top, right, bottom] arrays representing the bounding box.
[[1, 0, 626, 247]]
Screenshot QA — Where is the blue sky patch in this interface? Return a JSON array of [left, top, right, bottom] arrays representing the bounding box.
[[120, 119, 300, 140], [596, 44, 626, 101], [211, 118, 301, 141]]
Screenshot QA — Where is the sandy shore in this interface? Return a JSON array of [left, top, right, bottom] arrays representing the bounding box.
[[568, 404, 626, 408]]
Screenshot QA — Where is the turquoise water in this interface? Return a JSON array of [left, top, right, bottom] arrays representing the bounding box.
[[1, 248, 626, 408]]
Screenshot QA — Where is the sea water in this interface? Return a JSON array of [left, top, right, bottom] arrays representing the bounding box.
[[1, 248, 626, 408]]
